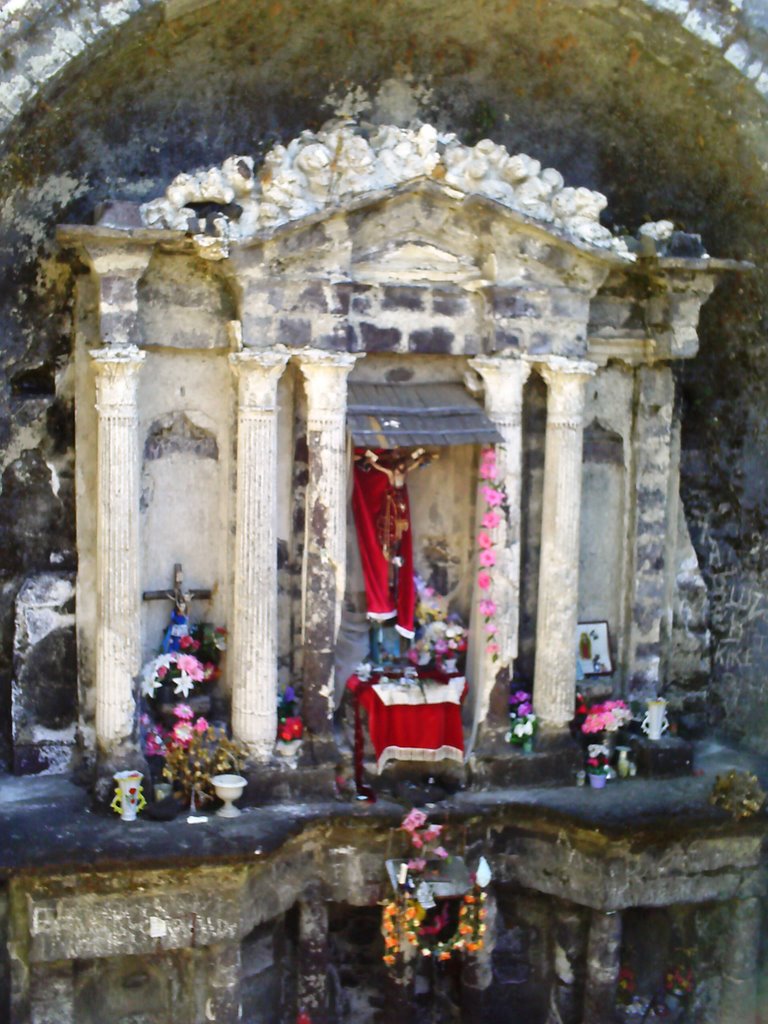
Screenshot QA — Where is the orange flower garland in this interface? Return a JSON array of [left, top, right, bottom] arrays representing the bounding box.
[[381, 887, 488, 966]]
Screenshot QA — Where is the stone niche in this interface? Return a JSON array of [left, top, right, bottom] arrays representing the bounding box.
[[51, 120, 741, 777]]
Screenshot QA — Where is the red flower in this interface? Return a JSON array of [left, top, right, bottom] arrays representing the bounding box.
[[279, 716, 303, 741]]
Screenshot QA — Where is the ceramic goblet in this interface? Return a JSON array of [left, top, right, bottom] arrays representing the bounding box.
[[211, 774, 247, 818]]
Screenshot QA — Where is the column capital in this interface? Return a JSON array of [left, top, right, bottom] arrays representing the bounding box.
[[536, 356, 596, 429], [296, 350, 361, 414], [535, 355, 597, 384], [90, 346, 145, 410], [229, 348, 290, 409], [90, 344, 146, 369], [469, 356, 532, 419]]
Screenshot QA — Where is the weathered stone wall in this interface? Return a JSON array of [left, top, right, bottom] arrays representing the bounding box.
[[1, 0, 768, 765]]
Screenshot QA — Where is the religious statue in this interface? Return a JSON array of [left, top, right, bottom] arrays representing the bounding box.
[[351, 447, 436, 639]]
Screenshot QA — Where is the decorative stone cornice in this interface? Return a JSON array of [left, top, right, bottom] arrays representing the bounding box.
[[140, 120, 634, 258]]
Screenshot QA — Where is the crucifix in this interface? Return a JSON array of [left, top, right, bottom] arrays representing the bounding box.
[[142, 563, 213, 653]]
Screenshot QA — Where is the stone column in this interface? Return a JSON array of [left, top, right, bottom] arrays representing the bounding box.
[[719, 897, 762, 1024], [298, 887, 329, 1024], [626, 364, 675, 697], [534, 357, 596, 729], [91, 346, 146, 751], [206, 941, 242, 1024], [469, 356, 531, 747], [582, 910, 621, 1024], [297, 351, 358, 756], [229, 350, 290, 759]]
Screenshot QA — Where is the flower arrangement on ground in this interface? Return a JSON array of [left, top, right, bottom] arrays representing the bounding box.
[[277, 685, 304, 744], [161, 704, 248, 806], [506, 689, 537, 750], [381, 810, 490, 965], [585, 742, 610, 777], [476, 447, 507, 662]]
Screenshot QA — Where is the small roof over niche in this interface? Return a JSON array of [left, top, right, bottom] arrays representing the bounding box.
[[347, 381, 503, 449]]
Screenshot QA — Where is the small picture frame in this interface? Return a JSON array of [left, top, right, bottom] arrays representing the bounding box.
[[576, 621, 613, 677]]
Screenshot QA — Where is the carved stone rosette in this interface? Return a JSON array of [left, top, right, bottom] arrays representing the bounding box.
[[297, 351, 359, 744], [90, 346, 146, 748], [534, 357, 596, 728], [229, 350, 290, 759]]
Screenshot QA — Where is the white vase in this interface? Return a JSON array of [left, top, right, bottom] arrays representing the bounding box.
[[111, 771, 146, 821], [211, 773, 247, 817], [641, 699, 669, 741]]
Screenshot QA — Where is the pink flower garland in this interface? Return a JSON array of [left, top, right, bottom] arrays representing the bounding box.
[[477, 448, 505, 660]]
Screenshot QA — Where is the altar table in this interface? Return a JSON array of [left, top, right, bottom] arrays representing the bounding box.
[[346, 672, 467, 776]]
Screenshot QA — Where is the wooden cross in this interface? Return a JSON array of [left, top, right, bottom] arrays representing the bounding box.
[[142, 563, 212, 614]]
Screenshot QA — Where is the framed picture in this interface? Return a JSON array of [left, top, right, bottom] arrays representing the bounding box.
[[575, 621, 613, 676]]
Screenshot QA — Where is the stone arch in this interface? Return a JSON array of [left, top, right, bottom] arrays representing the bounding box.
[[0, 0, 767, 147]]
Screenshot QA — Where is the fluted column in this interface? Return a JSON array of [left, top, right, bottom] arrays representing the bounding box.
[[469, 356, 531, 744], [229, 350, 290, 759], [297, 351, 359, 753], [91, 346, 146, 750], [534, 357, 596, 728]]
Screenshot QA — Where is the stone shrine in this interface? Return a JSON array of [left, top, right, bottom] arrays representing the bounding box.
[[55, 121, 735, 779], [1, 3, 768, 1018]]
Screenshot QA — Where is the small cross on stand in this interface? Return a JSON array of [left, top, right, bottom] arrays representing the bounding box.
[[142, 563, 213, 652]]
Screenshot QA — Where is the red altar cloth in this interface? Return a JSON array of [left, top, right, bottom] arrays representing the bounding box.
[[347, 673, 467, 774]]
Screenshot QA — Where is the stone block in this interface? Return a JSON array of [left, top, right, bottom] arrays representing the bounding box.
[[359, 322, 401, 352], [277, 318, 312, 347], [630, 736, 693, 778], [297, 282, 328, 311], [433, 290, 470, 316], [491, 290, 542, 319], [28, 872, 249, 963], [93, 200, 143, 229], [408, 326, 453, 353], [381, 285, 425, 311], [349, 287, 375, 316], [490, 327, 521, 351], [12, 573, 77, 775]]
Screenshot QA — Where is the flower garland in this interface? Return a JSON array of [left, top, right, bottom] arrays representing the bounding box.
[[381, 889, 488, 965], [476, 447, 506, 662], [381, 810, 490, 966]]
